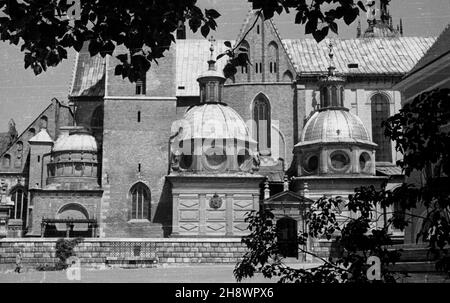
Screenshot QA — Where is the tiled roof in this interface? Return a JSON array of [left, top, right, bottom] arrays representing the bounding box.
[[69, 47, 106, 98], [283, 37, 436, 76], [406, 24, 450, 78], [69, 36, 436, 98], [176, 39, 231, 97], [376, 164, 403, 176]]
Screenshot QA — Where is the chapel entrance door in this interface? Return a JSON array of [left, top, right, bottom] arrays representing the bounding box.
[[277, 217, 298, 259]]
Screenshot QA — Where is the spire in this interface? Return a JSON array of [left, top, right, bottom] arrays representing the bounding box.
[[327, 41, 336, 76], [380, 0, 391, 23], [363, 0, 398, 38], [400, 18, 404, 36], [357, 19, 362, 38], [283, 175, 289, 192], [207, 35, 216, 71], [264, 179, 270, 199]]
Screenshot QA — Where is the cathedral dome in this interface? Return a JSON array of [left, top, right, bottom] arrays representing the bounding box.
[[299, 108, 374, 146], [180, 103, 254, 142], [53, 128, 98, 152]]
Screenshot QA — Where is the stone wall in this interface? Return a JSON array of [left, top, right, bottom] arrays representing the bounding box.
[[0, 238, 248, 270]]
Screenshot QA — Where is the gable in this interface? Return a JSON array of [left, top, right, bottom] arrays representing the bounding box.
[[0, 99, 72, 173], [264, 190, 313, 203]]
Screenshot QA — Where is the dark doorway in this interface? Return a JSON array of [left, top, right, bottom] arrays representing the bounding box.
[[276, 217, 298, 258]]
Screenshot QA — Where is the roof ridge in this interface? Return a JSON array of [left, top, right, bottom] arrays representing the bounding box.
[[403, 23, 450, 78], [234, 8, 258, 47]]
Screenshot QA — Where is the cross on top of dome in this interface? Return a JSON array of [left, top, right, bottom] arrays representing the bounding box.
[[208, 36, 217, 71]]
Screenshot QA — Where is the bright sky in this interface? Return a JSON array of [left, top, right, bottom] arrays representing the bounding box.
[[0, 0, 449, 134]]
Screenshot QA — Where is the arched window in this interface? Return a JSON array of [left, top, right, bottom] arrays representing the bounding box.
[[28, 128, 36, 137], [321, 87, 329, 108], [282, 70, 293, 82], [253, 94, 271, 155], [130, 182, 151, 220], [239, 40, 251, 82], [10, 187, 27, 220], [267, 42, 279, 81], [371, 93, 392, 162], [40, 116, 48, 129], [331, 86, 338, 106], [2, 154, 11, 167]]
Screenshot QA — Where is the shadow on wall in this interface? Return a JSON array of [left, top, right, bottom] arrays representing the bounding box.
[[153, 179, 173, 237]]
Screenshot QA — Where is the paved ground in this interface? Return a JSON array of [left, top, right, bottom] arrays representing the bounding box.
[[0, 265, 274, 283]]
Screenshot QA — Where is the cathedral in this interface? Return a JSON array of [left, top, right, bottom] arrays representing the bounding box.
[[0, 2, 437, 253]]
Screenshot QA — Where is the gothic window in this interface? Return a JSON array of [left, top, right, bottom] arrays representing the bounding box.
[[371, 94, 392, 162], [2, 154, 11, 167], [135, 74, 146, 95], [10, 187, 27, 220], [253, 94, 271, 155], [130, 182, 151, 220], [267, 42, 279, 80], [239, 40, 251, 82]]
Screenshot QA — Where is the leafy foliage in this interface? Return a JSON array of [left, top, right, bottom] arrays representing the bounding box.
[[0, 0, 366, 81], [55, 237, 83, 270], [0, 0, 221, 82], [235, 189, 402, 283], [383, 88, 450, 177]]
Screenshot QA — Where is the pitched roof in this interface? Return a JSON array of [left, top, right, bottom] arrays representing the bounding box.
[[69, 46, 106, 98], [376, 163, 404, 176], [69, 36, 436, 99], [283, 37, 435, 76], [405, 24, 450, 78], [176, 39, 231, 97]]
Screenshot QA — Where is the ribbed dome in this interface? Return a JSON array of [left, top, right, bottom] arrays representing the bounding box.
[[179, 103, 254, 142], [53, 129, 98, 152], [300, 109, 373, 145]]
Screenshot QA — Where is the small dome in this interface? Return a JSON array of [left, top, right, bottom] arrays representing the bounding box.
[[53, 128, 97, 152], [299, 109, 374, 145], [179, 103, 255, 142]]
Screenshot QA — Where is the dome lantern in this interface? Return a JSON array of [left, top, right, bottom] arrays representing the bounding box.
[[317, 42, 346, 109], [197, 36, 226, 104]]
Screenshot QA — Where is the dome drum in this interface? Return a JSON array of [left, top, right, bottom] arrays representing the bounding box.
[[296, 145, 376, 176], [171, 138, 259, 174], [46, 127, 100, 189], [295, 108, 377, 177]]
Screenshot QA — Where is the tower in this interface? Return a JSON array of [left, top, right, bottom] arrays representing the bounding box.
[[362, 0, 400, 38]]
